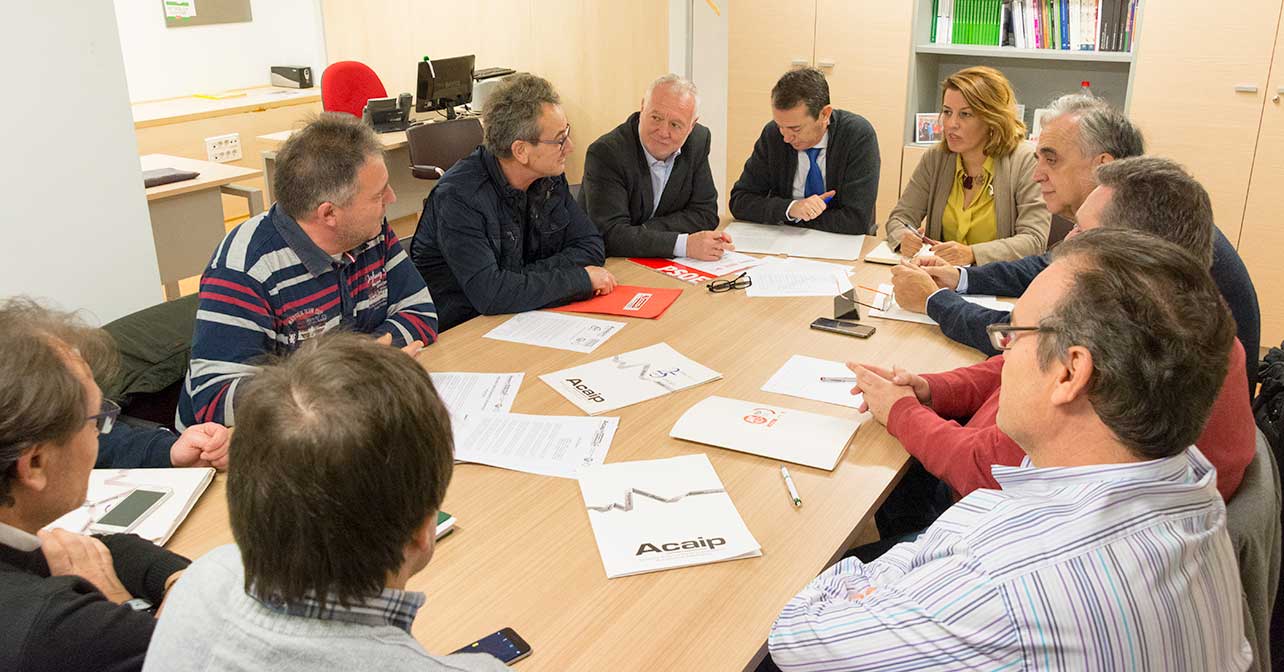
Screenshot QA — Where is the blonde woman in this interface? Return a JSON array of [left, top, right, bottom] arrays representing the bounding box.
[[885, 66, 1049, 265]]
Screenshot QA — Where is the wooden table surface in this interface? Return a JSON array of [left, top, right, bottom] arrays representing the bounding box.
[[140, 154, 262, 201], [132, 86, 321, 129], [166, 234, 983, 671]]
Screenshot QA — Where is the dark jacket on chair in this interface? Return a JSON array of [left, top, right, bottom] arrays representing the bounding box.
[[925, 227, 1261, 392], [728, 108, 880, 235], [409, 147, 605, 331], [577, 112, 718, 258]]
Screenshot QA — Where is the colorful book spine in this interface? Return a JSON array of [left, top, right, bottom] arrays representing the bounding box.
[[1060, 0, 1069, 50]]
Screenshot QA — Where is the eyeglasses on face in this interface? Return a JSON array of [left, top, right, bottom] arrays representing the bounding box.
[[86, 398, 121, 435], [986, 323, 1057, 351], [531, 124, 572, 149], [707, 271, 753, 293]]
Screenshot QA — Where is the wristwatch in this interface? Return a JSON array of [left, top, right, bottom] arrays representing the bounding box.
[[123, 597, 154, 612]]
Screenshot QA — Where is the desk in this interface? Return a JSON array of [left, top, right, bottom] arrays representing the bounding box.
[[141, 154, 262, 299], [132, 87, 321, 129], [167, 238, 983, 671]]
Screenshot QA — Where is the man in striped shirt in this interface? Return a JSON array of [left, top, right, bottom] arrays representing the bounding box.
[[768, 228, 1252, 670], [177, 114, 438, 429]]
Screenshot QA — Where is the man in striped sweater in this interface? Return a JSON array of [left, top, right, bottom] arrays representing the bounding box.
[[768, 229, 1251, 670], [177, 114, 438, 429]]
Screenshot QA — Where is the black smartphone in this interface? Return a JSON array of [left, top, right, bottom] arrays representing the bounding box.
[[452, 627, 532, 664], [810, 317, 876, 339]]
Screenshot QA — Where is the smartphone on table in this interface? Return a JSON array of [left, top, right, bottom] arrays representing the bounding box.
[[452, 626, 532, 664], [89, 487, 172, 535], [810, 317, 876, 339]]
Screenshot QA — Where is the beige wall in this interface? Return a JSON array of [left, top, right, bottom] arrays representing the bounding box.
[[320, 0, 669, 184]]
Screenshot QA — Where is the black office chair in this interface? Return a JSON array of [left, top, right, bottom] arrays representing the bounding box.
[[406, 117, 484, 179]]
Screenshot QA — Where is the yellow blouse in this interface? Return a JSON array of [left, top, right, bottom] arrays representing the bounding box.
[[941, 154, 997, 245]]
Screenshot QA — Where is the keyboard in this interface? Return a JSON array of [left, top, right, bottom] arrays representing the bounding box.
[[474, 67, 516, 81]]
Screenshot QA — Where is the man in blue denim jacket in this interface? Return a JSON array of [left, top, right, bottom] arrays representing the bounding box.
[[410, 74, 612, 331]]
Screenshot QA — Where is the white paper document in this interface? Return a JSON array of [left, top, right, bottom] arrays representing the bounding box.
[[670, 396, 860, 470], [744, 258, 854, 297], [864, 240, 932, 265], [484, 311, 625, 353], [670, 250, 766, 278], [428, 372, 523, 416], [453, 413, 618, 479], [540, 342, 721, 415], [762, 355, 865, 409], [725, 221, 865, 260], [47, 468, 215, 546], [579, 454, 761, 578], [868, 283, 1013, 325]]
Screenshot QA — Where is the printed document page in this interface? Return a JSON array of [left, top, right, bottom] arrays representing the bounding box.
[[579, 453, 761, 578], [868, 283, 1013, 325], [864, 240, 933, 265], [47, 468, 216, 545], [725, 221, 865, 260], [745, 258, 854, 297], [453, 413, 618, 479], [540, 342, 721, 415], [670, 250, 765, 277], [484, 311, 625, 353], [670, 396, 860, 470], [428, 372, 523, 417], [761, 355, 864, 409]]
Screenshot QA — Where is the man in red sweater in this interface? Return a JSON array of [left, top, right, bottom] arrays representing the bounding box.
[[852, 160, 1257, 542]]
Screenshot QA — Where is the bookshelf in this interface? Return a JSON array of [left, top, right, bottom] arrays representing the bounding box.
[[905, 0, 1142, 144]]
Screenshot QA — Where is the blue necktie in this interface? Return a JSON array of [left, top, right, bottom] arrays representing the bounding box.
[[804, 147, 825, 198]]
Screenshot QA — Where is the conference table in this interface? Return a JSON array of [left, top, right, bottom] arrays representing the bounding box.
[[167, 233, 985, 671]]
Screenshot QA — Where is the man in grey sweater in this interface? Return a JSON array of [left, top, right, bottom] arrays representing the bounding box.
[[144, 334, 506, 671]]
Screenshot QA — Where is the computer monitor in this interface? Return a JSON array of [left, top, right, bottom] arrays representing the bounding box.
[[416, 55, 476, 119]]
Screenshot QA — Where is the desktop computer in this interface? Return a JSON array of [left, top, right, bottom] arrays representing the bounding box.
[[416, 55, 476, 119]]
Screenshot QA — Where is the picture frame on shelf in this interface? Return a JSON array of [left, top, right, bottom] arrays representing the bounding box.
[[914, 113, 943, 143]]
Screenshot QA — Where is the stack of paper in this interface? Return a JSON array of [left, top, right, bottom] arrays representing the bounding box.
[[484, 311, 625, 353], [428, 372, 523, 416], [670, 397, 860, 470], [47, 468, 215, 546], [761, 355, 864, 409], [725, 221, 865, 260], [579, 454, 761, 578], [452, 413, 619, 479], [744, 258, 853, 297], [540, 342, 721, 415], [629, 250, 765, 285], [867, 283, 1012, 326]]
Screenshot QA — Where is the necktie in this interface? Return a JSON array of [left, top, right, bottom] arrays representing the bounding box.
[[804, 147, 825, 198]]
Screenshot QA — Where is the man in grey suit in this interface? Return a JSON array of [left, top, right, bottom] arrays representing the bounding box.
[[578, 75, 729, 260]]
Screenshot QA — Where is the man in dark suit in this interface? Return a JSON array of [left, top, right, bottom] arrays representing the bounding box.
[[578, 75, 727, 260], [729, 67, 880, 235]]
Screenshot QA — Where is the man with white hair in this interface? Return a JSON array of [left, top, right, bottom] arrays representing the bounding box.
[[578, 74, 727, 260]]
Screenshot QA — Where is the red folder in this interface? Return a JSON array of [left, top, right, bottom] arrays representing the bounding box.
[[549, 286, 682, 319]]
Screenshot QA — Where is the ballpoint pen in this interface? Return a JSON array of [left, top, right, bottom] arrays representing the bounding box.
[[781, 466, 802, 507], [819, 376, 857, 383]]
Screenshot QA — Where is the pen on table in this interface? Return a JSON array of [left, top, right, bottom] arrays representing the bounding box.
[[781, 466, 802, 507], [819, 376, 858, 383]]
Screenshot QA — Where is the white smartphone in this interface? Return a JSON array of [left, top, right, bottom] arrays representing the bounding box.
[[89, 487, 172, 535]]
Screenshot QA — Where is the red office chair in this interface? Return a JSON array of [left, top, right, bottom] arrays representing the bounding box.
[[321, 61, 387, 118]]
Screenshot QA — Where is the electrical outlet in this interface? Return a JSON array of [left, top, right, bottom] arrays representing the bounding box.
[[204, 133, 242, 163]]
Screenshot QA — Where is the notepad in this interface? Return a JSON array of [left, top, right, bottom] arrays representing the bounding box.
[[46, 468, 215, 546], [863, 240, 932, 265], [540, 343, 721, 415], [437, 511, 457, 539]]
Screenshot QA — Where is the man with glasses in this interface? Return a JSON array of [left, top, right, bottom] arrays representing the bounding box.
[[410, 74, 610, 331], [578, 74, 727, 260], [844, 158, 1256, 547], [767, 229, 1251, 670], [0, 299, 192, 672]]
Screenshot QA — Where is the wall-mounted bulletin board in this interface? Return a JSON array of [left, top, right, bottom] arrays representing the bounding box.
[[163, 0, 252, 28]]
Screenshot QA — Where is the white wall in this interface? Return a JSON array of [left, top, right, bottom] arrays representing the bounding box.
[[114, 0, 327, 101], [0, 2, 162, 324], [670, 0, 730, 216]]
